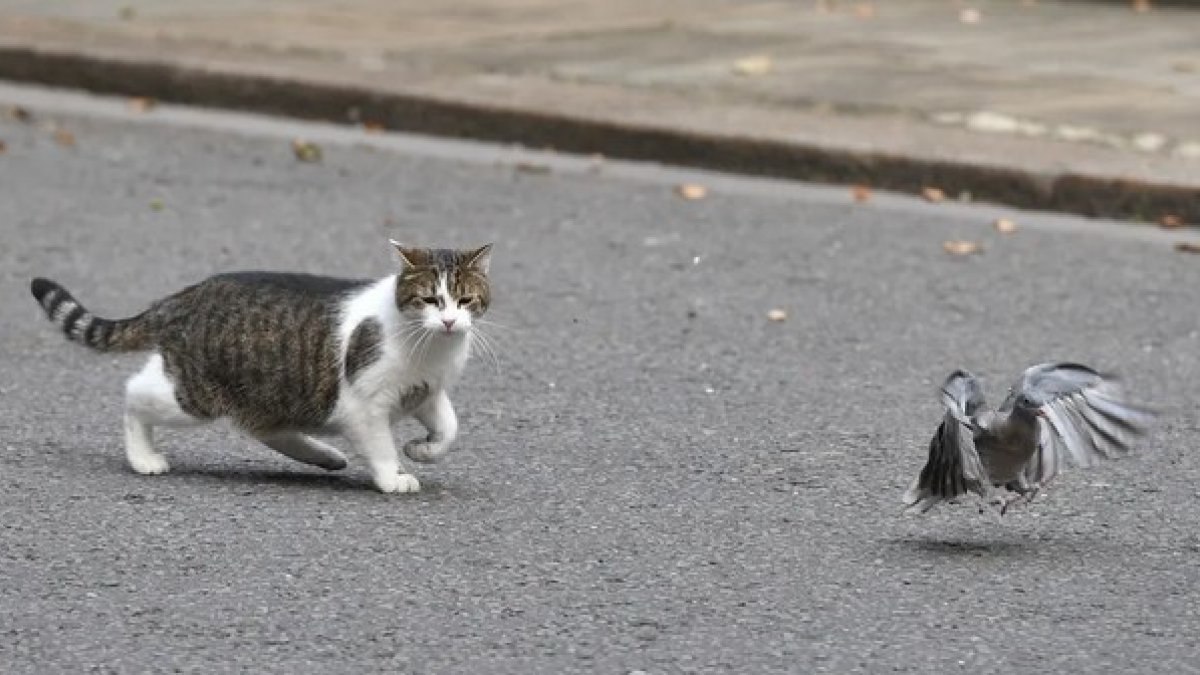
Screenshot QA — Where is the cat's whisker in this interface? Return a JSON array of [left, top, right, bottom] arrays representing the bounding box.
[[468, 329, 502, 373], [395, 326, 428, 357], [405, 329, 433, 361], [474, 318, 519, 333]]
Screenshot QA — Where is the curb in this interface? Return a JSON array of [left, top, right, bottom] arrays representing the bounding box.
[[1, 44, 1196, 225]]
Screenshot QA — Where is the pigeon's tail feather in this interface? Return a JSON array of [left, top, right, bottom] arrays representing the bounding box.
[[902, 480, 947, 514]]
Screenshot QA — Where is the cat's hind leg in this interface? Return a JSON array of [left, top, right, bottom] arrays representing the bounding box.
[[257, 432, 348, 471], [124, 354, 203, 475]]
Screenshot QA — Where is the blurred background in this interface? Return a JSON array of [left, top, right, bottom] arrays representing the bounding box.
[[0, 0, 1197, 223]]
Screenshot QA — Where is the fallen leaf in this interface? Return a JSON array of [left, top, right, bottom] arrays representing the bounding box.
[[7, 106, 31, 122], [128, 97, 156, 113], [1176, 242, 1200, 254], [851, 185, 872, 203], [854, 3, 876, 19], [291, 139, 322, 162], [959, 8, 982, 24], [921, 187, 946, 203], [54, 129, 76, 147], [514, 162, 551, 174], [767, 308, 788, 322], [149, 199, 165, 212], [993, 218, 1018, 234], [943, 240, 983, 256], [0, 139, 6, 154], [676, 184, 708, 200], [362, 121, 385, 134], [118, 5, 136, 20], [1132, 0, 1151, 11], [1159, 214, 1185, 230], [733, 55, 773, 77]]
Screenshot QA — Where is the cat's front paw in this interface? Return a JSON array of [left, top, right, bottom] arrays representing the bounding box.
[[404, 439, 448, 463], [128, 453, 170, 476], [374, 472, 421, 494]]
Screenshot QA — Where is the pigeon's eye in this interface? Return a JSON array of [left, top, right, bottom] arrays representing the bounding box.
[[458, 295, 477, 307]]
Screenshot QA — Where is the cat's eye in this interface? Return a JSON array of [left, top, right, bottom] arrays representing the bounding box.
[[421, 296, 439, 306], [457, 296, 477, 307]]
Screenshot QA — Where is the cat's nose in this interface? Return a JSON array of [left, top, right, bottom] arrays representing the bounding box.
[[442, 318, 456, 330]]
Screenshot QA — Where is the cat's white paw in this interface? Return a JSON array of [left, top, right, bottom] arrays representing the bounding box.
[[404, 439, 448, 463], [374, 472, 421, 494], [128, 453, 170, 475]]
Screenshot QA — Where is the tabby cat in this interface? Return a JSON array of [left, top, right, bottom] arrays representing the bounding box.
[[29, 242, 492, 493]]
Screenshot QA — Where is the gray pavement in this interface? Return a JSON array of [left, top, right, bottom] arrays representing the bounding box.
[[1, 84, 1200, 673], [0, 0, 1197, 222]]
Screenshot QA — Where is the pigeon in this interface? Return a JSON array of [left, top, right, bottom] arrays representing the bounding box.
[[904, 362, 1155, 514]]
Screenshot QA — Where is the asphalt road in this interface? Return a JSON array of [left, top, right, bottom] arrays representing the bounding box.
[[1, 84, 1199, 674]]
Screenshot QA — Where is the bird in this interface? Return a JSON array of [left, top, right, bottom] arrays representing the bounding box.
[[904, 362, 1155, 515]]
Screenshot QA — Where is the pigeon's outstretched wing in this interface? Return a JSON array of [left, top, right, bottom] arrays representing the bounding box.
[[903, 371, 991, 513], [1008, 363, 1156, 485]]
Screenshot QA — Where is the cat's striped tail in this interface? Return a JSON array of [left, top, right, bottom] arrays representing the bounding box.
[[30, 278, 154, 352]]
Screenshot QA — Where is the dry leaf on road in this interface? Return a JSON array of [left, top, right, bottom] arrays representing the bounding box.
[[7, 106, 31, 123], [676, 184, 708, 200], [851, 185, 872, 203], [1159, 214, 1184, 230], [54, 129, 76, 147], [1132, 0, 1151, 12], [854, 3, 876, 19], [0, 139, 6, 155], [1176, 242, 1200, 255], [292, 139, 322, 162], [959, 8, 982, 23], [921, 187, 946, 203], [362, 121, 385, 134], [514, 162, 551, 174], [767, 309, 788, 322], [993, 218, 1018, 234], [943, 240, 983, 256], [733, 55, 773, 77], [128, 97, 156, 113]]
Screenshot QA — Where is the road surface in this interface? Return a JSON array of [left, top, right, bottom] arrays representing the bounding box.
[[1, 83, 1198, 674]]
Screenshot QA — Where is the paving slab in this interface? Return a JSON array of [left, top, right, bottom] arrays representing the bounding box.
[[0, 0, 1197, 222]]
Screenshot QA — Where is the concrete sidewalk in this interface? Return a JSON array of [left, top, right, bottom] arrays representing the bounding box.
[[0, 0, 1197, 223]]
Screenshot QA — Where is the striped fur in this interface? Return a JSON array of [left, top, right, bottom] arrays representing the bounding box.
[[30, 277, 153, 351], [29, 242, 494, 493]]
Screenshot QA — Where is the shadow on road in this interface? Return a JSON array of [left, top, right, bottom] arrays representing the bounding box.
[[888, 537, 1036, 557]]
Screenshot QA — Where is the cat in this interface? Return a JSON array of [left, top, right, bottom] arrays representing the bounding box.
[[29, 241, 492, 494]]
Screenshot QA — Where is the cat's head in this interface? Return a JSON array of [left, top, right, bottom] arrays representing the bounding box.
[[391, 241, 492, 335]]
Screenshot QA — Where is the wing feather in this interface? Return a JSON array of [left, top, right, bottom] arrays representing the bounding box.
[[904, 371, 991, 512], [1018, 363, 1154, 486]]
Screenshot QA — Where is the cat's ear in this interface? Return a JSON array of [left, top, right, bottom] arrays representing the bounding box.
[[389, 239, 422, 269], [465, 243, 493, 274]]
